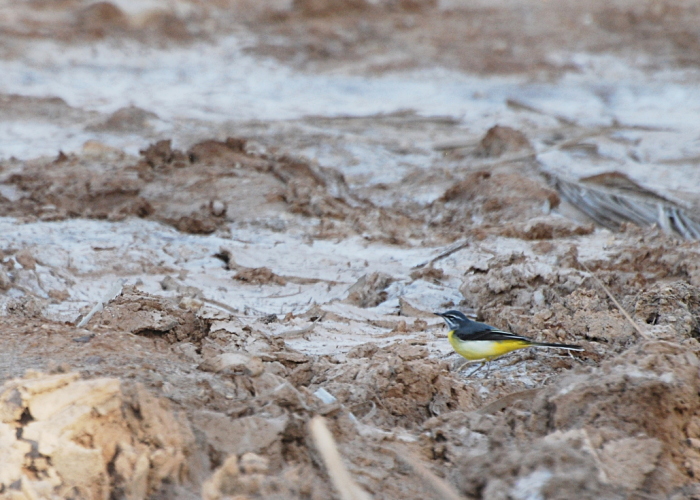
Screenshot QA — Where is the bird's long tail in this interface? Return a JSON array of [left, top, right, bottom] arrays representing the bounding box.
[[532, 342, 584, 351]]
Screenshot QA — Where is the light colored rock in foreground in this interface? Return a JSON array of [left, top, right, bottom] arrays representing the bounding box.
[[0, 371, 194, 500]]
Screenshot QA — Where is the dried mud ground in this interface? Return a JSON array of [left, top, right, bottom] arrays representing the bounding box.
[[3, 1, 700, 500]]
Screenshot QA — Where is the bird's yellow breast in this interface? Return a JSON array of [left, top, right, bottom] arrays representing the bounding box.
[[448, 330, 531, 361]]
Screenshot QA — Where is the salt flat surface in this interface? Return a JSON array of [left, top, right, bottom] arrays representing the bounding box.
[[0, 216, 453, 319], [1, 37, 700, 198], [2, 32, 700, 358]]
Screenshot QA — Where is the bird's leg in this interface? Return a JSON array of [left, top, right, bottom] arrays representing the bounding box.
[[454, 360, 471, 372], [465, 361, 487, 378]]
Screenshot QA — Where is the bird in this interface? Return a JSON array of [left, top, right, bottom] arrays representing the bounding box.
[[436, 310, 583, 374]]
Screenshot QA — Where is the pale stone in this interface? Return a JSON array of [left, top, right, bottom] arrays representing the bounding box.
[[202, 455, 239, 500], [0, 422, 30, 486], [214, 352, 252, 372], [19, 372, 79, 397], [53, 441, 109, 499], [27, 378, 121, 421], [0, 372, 192, 499], [240, 453, 270, 474]]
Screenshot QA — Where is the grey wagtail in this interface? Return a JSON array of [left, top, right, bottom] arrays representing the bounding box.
[[436, 310, 583, 363]]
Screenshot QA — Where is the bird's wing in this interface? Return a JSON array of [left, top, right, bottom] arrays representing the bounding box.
[[453, 327, 532, 343]]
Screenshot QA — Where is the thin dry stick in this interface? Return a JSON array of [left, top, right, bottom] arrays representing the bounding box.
[[280, 313, 325, 338], [580, 262, 651, 340], [280, 322, 317, 339], [309, 416, 372, 500], [201, 297, 239, 315], [386, 445, 463, 500], [413, 238, 470, 269], [76, 279, 125, 328]]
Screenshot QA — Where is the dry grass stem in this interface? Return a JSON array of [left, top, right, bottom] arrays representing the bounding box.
[[309, 416, 372, 500]]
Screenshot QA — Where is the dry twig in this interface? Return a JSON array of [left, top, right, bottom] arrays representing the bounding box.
[[413, 238, 470, 269], [76, 280, 125, 328], [580, 262, 651, 340], [309, 416, 372, 500]]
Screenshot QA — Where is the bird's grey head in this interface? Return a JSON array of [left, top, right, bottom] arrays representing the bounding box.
[[436, 310, 470, 330]]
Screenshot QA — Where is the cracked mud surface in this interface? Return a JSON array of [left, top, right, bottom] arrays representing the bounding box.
[[2, 1, 700, 499]]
